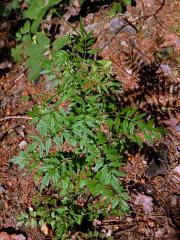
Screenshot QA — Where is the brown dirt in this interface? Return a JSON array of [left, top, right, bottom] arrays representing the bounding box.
[[0, 0, 179, 239]]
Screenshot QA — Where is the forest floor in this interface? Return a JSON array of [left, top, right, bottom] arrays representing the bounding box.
[[0, 0, 179, 239]]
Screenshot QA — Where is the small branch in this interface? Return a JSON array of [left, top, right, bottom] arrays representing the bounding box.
[[0, 116, 32, 122]]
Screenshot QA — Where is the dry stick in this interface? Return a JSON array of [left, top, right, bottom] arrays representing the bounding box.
[[0, 116, 32, 122]]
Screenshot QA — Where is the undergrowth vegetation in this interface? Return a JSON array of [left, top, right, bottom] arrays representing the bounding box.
[[2, 0, 162, 239]]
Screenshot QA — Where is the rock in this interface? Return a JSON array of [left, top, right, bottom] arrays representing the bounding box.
[[6, 130, 18, 141], [18, 140, 27, 150], [134, 194, 154, 213], [109, 17, 137, 35], [106, 228, 112, 237], [0, 232, 26, 240], [0, 232, 10, 240], [170, 195, 178, 206], [0, 200, 4, 210], [172, 165, 180, 182], [15, 125, 25, 137], [143, 184, 156, 196], [11, 234, 26, 240], [163, 117, 178, 127], [84, 23, 99, 33], [0, 185, 6, 194], [160, 64, 172, 76], [145, 144, 169, 178], [41, 223, 52, 236], [155, 228, 166, 238], [146, 159, 168, 177], [45, 79, 59, 90], [176, 124, 180, 132]]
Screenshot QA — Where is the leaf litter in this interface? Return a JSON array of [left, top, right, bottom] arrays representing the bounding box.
[[0, 0, 180, 239]]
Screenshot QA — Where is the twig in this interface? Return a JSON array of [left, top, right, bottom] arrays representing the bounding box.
[[0, 116, 32, 122]]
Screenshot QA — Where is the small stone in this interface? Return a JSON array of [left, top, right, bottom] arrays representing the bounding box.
[[143, 184, 156, 196], [172, 165, 180, 182], [146, 159, 167, 177], [11, 234, 26, 240], [176, 124, 180, 132], [109, 17, 125, 32], [0, 39, 5, 48], [155, 228, 165, 238], [19, 140, 27, 150], [0, 185, 6, 194], [106, 228, 112, 237], [120, 40, 128, 47], [134, 194, 154, 213], [126, 217, 133, 223], [0, 200, 4, 210], [109, 17, 137, 35], [0, 232, 26, 240], [41, 223, 50, 236], [125, 68, 133, 75], [143, 160, 147, 166], [45, 79, 59, 90], [170, 195, 178, 206], [160, 64, 172, 76], [93, 219, 101, 227], [15, 126, 25, 137], [0, 231, 10, 240], [85, 23, 98, 33]]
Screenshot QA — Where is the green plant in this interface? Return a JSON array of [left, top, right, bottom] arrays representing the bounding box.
[[11, 0, 136, 81], [11, 0, 65, 80], [0, 0, 22, 17], [12, 25, 162, 239], [109, 0, 133, 17]]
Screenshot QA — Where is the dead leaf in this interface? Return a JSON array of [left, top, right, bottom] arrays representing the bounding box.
[[41, 223, 50, 236]]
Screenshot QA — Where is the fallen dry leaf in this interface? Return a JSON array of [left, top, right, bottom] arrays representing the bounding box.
[[41, 223, 50, 236]]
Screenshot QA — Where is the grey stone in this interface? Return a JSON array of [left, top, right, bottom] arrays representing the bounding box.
[[0, 185, 6, 194], [45, 80, 57, 90], [109, 17, 137, 35], [160, 64, 172, 76], [176, 124, 180, 132], [84, 23, 98, 33], [0, 200, 4, 210], [146, 159, 168, 178], [19, 140, 27, 150]]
